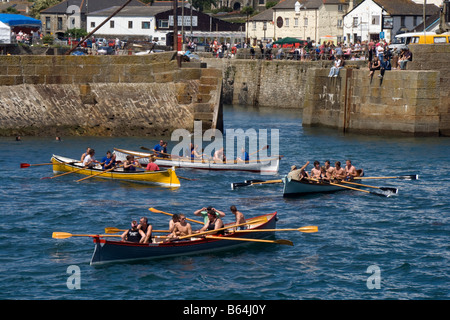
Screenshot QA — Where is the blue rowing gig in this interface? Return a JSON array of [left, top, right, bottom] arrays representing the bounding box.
[[90, 212, 278, 265]]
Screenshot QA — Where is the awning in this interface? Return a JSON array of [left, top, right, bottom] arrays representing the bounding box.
[[0, 13, 42, 28], [273, 37, 307, 45]]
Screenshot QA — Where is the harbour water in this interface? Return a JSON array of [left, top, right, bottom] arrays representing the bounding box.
[[0, 105, 449, 301]]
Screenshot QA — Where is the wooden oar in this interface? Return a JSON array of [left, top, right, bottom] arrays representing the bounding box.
[[355, 175, 418, 180], [140, 146, 172, 158], [20, 162, 54, 168], [41, 166, 88, 180], [248, 145, 269, 157], [52, 232, 121, 239], [310, 178, 390, 197], [76, 165, 120, 182], [235, 226, 319, 233], [205, 235, 293, 246], [148, 207, 204, 225], [177, 218, 267, 240], [231, 179, 283, 189], [104, 227, 169, 234], [340, 180, 398, 193]]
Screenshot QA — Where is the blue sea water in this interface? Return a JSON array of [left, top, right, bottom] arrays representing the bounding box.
[[0, 105, 449, 301]]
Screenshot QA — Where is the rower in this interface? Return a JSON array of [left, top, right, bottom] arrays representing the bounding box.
[[81, 147, 91, 162], [146, 155, 160, 171], [310, 161, 322, 180], [193, 206, 226, 224], [82, 149, 99, 168], [230, 205, 246, 230], [101, 150, 116, 170], [323, 160, 334, 181], [196, 209, 225, 235], [123, 155, 142, 172], [152, 140, 164, 157], [333, 161, 346, 180], [138, 216, 153, 243], [237, 148, 249, 162], [167, 214, 192, 241], [121, 220, 145, 243], [345, 159, 358, 180]]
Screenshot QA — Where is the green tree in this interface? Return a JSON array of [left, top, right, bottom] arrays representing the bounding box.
[[192, 0, 217, 12], [265, 1, 277, 9], [240, 6, 254, 16], [30, 0, 63, 19], [2, 6, 20, 14], [64, 28, 87, 39]]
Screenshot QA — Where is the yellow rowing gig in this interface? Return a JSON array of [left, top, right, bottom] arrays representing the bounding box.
[[51, 155, 180, 187]]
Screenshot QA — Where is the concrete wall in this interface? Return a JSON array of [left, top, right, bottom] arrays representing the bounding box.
[[302, 68, 441, 136], [0, 53, 223, 137], [408, 44, 450, 136]]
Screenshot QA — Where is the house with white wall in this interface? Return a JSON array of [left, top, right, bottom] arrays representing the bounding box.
[[86, 5, 171, 41], [343, 0, 440, 44], [248, 0, 351, 44]]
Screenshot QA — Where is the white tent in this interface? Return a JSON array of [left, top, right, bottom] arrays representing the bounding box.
[[0, 20, 11, 44]]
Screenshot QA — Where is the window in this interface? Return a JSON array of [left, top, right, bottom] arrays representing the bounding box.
[[338, 4, 344, 12], [259, 0, 264, 4], [110, 20, 115, 28], [434, 36, 447, 43], [337, 19, 343, 28], [158, 19, 169, 28], [252, 21, 256, 30], [304, 18, 308, 27], [57, 17, 62, 30], [371, 15, 380, 25], [128, 21, 133, 29], [142, 21, 151, 29], [353, 17, 358, 27], [400, 16, 405, 27], [45, 17, 50, 30], [90, 21, 96, 28], [294, 18, 298, 27], [285, 18, 289, 27]]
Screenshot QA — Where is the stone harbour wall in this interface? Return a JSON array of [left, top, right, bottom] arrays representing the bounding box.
[[0, 53, 223, 137]]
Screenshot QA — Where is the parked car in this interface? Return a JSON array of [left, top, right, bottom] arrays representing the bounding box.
[[97, 46, 114, 55], [70, 48, 88, 56], [96, 38, 107, 46]]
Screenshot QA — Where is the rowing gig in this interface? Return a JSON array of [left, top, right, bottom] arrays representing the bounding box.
[[90, 212, 278, 265]]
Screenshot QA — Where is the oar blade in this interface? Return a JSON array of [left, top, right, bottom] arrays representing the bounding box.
[[52, 232, 72, 239], [399, 174, 419, 180], [231, 182, 251, 189], [275, 239, 294, 246], [380, 187, 398, 194], [298, 226, 319, 233], [20, 163, 31, 168], [104, 227, 121, 234]]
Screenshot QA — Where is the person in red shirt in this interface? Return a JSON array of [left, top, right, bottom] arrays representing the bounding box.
[[146, 155, 160, 171]]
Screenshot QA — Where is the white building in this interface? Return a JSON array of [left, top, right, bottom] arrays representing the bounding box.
[[248, 0, 351, 44], [343, 0, 440, 44], [86, 5, 171, 41]]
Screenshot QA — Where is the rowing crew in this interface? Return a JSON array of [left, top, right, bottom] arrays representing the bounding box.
[[121, 206, 246, 243], [80, 147, 160, 171], [288, 159, 363, 182]]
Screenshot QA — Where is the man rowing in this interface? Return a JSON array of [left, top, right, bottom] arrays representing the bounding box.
[[311, 161, 322, 180], [167, 214, 192, 241], [332, 161, 346, 180], [138, 217, 153, 243], [121, 220, 146, 243], [323, 160, 334, 181], [345, 159, 358, 180]]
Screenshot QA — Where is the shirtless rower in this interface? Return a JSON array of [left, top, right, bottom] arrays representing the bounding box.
[[230, 205, 245, 228], [310, 161, 322, 180], [345, 159, 358, 180], [167, 214, 192, 240], [323, 160, 334, 181], [333, 161, 346, 180]]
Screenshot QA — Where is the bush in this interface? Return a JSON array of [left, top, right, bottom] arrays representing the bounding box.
[[42, 35, 54, 45]]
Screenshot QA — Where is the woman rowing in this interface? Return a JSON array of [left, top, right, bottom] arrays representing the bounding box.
[[123, 155, 142, 172], [196, 208, 225, 236]]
